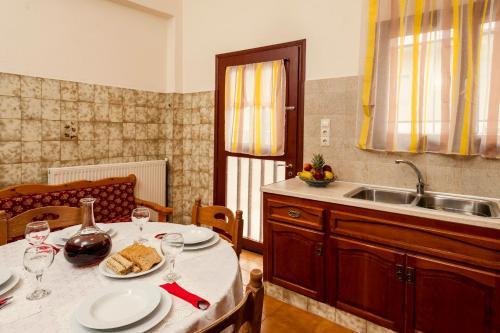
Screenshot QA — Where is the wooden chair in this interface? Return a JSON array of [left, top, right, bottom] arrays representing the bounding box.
[[196, 269, 264, 333], [191, 196, 243, 257], [0, 206, 81, 245]]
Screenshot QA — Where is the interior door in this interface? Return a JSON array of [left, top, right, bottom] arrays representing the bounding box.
[[405, 255, 500, 333], [214, 40, 306, 251]]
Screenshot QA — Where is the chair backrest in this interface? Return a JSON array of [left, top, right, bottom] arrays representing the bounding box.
[[0, 206, 81, 245], [196, 269, 264, 333], [191, 196, 243, 257]]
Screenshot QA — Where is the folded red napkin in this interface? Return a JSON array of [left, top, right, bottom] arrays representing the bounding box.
[[154, 233, 167, 239], [159, 282, 210, 310]]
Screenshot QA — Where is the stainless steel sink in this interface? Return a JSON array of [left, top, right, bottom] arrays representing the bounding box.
[[347, 187, 417, 205], [345, 186, 500, 218], [415, 194, 500, 218]]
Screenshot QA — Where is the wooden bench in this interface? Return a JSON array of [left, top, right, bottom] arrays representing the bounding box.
[[0, 175, 173, 227]]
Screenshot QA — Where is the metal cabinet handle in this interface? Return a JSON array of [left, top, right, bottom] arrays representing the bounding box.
[[396, 264, 404, 281], [315, 242, 323, 256], [287, 209, 301, 218], [406, 267, 415, 284]]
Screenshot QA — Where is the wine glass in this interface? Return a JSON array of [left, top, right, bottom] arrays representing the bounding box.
[[131, 207, 150, 243], [160, 233, 184, 282], [23, 244, 55, 300], [25, 221, 50, 245]]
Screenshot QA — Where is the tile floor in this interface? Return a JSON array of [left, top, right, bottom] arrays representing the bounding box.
[[239, 250, 354, 333]]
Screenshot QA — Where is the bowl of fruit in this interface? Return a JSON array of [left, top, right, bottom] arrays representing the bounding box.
[[297, 154, 336, 187]]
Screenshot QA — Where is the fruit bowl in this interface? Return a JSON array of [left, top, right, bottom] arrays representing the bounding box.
[[298, 175, 337, 187]]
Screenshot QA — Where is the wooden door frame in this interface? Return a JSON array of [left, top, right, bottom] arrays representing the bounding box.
[[213, 40, 306, 252]]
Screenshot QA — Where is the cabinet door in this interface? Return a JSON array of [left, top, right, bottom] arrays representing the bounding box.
[[268, 221, 325, 300], [406, 255, 500, 333], [328, 237, 406, 332]]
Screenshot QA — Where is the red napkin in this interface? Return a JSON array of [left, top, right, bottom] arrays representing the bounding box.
[[154, 233, 167, 239], [160, 282, 210, 310]]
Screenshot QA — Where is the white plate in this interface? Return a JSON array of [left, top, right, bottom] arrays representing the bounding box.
[[75, 284, 161, 330], [0, 268, 12, 287], [61, 223, 112, 240], [98, 250, 165, 279], [70, 289, 172, 333], [0, 273, 20, 298], [181, 226, 214, 245], [183, 233, 220, 251]]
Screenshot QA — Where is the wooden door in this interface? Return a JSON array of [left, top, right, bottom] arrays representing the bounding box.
[[267, 221, 324, 300], [328, 237, 406, 332], [405, 255, 500, 333], [214, 40, 306, 251]]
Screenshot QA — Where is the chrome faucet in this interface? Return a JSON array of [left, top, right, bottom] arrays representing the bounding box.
[[395, 160, 425, 195]]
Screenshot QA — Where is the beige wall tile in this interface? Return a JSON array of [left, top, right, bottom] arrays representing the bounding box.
[[109, 104, 123, 122], [94, 103, 109, 122], [61, 121, 78, 140], [61, 81, 78, 101], [336, 309, 367, 333], [41, 78, 60, 100], [0, 163, 21, 186], [123, 105, 135, 122], [22, 162, 41, 183], [135, 106, 147, 123], [123, 123, 135, 140], [0, 142, 21, 163], [41, 99, 60, 120], [78, 102, 94, 121], [78, 122, 94, 140], [366, 322, 396, 333], [0, 73, 20, 97], [20, 98, 41, 119], [78, 140, 95, 160], [147, 123, 159, 139], [123, 140, 136, 157], [22, 141, 41, 162], [108, 87, 123, 104], [0, 96, 21, 119], [109, 139, 123, 157], [95, 85, 108, 103], [21, 120, 41, 141], [135, 123, 147, 140], [108, 123, 123, 140], [41, 141, 60, 161], [94, 122, 109, 141], [78, 82, 94, 102], [123, 89, 136, 105], [60, 141, 79, 161], [21, 76, 41, 98], [61, 101, 79, 120], [94, 140, 109, 158], [135, 90, 147, 106], [42, 120, 61, 141]]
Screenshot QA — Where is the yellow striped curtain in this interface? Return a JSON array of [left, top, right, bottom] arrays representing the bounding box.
[[358, 0, 500, 159], [225, 60, 286, 156]]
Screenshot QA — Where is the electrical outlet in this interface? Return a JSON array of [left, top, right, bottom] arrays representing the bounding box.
[[321, 136, 330, 146], [320, 118, 330, 146]]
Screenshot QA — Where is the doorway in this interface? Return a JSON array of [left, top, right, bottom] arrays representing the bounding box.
[[214, 40, 306, 252]]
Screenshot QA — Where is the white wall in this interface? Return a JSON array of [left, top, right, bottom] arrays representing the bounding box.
[[0, 0, 169, 92], [182, 0, 363, 93]]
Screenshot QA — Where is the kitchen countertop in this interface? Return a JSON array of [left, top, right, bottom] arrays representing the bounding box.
[[261, 177, 500, 231]]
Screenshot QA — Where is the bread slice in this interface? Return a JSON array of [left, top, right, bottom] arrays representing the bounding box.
[[112, 254, 134, 272], [106, 257, 128, 275], [119, 243, 162, 271]]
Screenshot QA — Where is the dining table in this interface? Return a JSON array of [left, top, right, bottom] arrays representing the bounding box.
[[0, 222, 244, 332]]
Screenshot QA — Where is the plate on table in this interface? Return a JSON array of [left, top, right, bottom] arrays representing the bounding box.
[[0, 273, 20, 297], [181, 226, 215, 245], [75, 284, 162, 330], [98, 252, 165, 279], [0, 268, 12, 286], [183, 233, 220, 251], [61, 223, 112, 240], [71, 289, 172, 333]]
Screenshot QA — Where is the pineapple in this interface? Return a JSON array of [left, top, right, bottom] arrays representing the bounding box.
[[311, 154, 325, 180]]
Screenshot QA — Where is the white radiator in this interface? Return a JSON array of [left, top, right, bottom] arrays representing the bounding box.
[[48, 160, 168, 209]]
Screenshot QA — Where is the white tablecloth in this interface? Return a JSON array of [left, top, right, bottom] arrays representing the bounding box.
[[0, 222, 243, 332]]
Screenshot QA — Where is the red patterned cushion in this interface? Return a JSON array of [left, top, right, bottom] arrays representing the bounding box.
[[0, 182, 137, 223]]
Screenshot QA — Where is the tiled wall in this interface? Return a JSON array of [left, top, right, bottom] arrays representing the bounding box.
[[304, 76, 500, 199]]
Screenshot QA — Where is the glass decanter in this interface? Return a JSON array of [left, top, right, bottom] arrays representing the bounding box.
[[64, 197, 112, 266]]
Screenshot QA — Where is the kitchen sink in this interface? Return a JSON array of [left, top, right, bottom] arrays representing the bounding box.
[[346, 186, 500, 218], [415, 194, 500, 218], [347, 187, 417, 205]]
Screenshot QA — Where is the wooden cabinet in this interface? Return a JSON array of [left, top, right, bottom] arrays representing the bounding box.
[[263, 192, 500, 333], [405, 255, 500, 333], [327, 237, 406, 332], [267, 221, 325, 300]]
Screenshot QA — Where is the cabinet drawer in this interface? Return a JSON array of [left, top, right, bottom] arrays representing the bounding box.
[[266, 198, 325, 230]]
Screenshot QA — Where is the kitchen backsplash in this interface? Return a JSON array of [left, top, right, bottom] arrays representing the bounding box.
[[1, 72, 498, 225]]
